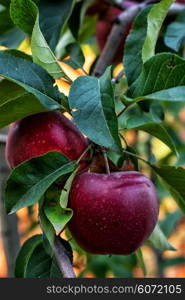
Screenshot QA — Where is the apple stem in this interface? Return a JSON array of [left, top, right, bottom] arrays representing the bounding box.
[[54, 236, 76, 278], [101, 148, 111, 174]]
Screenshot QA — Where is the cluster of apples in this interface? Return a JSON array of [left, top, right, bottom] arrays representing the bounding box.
[[6, 111, 159, 255]]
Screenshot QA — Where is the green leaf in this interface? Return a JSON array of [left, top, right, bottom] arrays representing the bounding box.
[[159, 210, 183, 237], [142, 0, 174, 63], [68, 0, 83, 40], [31, 14, 66, 80], [128, 53, 185, 98], [14, 235, 62, 278], [164, 8, 185, 52], [39, 197, 56, 249], [65, 43, 85, 69], [5, 151, 77, 214], [136, 248, 147, 276], [0, 50, 62, 110], [0, 27, 26, 48], [151, 165, 185, 213], [14, 235, 43, 277], [25, 242, 61, 278], [69, 68, 121, 152], [10, 0, 37, 34], [0, 0, 11, 7], [127, 120, 177, 156], [124, 5, 151, 85], [0, 80, 49, 128], [44, 169, 78, 235], [147, 223, 176, 251], [0, 7, 14, 35], [39, 0, 75, 51]]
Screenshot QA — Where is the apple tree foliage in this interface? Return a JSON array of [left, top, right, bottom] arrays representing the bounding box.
[[0, 0, 185, 277]]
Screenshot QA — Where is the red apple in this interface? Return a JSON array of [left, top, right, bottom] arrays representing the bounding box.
[[5, 111, 89, 169], [68, 171, 159, 255]]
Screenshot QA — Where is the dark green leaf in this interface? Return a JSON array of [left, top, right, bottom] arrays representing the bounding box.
[[0, 27, 26, 48], [0, 7, 14, 35], [65, 43, 85, 69], [5, 151, 77, 214], [128, 53, 185, 99], [142, 0, 174, 63], [39, 0, 75, 51], [0, 50, 62, 110], [25, 242, 61, 278], [151, 165, 185, 213], [68, 0, 83, 40], [0, 80, 48, 128], [127, 120, 177, 156], [14, 235, 62, 278], [14, 234, 43, 277], [69, 68, 121, 152], [0, 0, 11, 7], [164, 8, 185, 52], [10, 0, 37, 34], [124, 6, 151, 85]]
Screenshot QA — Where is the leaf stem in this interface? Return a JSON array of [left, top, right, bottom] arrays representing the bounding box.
[[76, 143, 93, 165], [122, 149, 150, 166]]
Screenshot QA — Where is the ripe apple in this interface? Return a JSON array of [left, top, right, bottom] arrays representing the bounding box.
[[5, 111, 89, 169], [68, 171, 159, 255]]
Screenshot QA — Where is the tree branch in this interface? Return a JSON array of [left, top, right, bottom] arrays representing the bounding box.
[[93, 2, 185, 77], [54, 236, 76, 278], [92, 3, 142, 77]]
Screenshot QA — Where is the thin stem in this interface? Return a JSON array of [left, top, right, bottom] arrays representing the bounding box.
[[54, 236, 76, 278], [117, 105, 128, 118], [119, 133, 128, 147], [112, 69, 125, 84], [76, 143, 93, 164], [122, 149, 150, 166], [101, 148, 110, 174]]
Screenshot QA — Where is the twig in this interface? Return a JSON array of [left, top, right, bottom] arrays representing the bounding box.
[[54, 236, 76, 278], [112, 68, 125, 84], [122, 149, 150, 166], [93, 2, 185, 77], [92, 3, 143, 77]]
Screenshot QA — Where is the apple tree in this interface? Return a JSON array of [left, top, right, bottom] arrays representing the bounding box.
[[0, 0, 185, 278]]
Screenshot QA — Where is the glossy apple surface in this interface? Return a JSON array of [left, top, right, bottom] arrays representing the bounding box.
[[6, 111, 89, 169], [68, 171, 159, 255]]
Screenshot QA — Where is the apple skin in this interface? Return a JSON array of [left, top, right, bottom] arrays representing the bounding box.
[[68, 171, 159, 255], [5, 111, 89, 169]]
